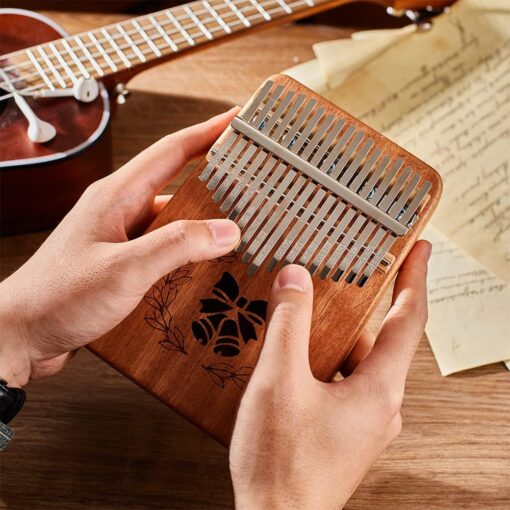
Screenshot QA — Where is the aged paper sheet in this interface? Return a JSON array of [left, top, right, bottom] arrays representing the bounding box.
[[317, 0, 510, 284], [423, 228, 510, 375], [284, 0, 510, 373]]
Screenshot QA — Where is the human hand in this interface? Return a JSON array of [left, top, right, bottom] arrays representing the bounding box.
[[230, 241, 431, 510], [0, 109, 241, 387]]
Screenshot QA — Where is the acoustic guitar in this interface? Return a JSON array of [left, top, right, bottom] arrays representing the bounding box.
[[0, 0, 452, 235]]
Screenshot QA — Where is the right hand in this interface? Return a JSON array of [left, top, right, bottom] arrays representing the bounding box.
[[230, 241, 431, 509]]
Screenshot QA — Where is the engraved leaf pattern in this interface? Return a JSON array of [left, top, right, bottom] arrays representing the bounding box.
[[202, 363, 253, 389], [144, 267, 192, 355]]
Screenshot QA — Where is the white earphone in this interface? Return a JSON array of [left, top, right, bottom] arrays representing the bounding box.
[[37, 77, 99, 102], [14, 93, 56, 143]]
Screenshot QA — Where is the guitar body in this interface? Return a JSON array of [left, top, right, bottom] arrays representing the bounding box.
[[0, 9, 111, 235]]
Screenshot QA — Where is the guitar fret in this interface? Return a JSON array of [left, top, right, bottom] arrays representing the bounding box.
[[132, 20, 162, 57], [184, 5, 213, 40], [224, 0, 251, 27], [49, 42, 78, 83], [117, 24, 146, 62], [149, 15, 179, 52], [88, 32, 118, 71], [275, 0, 293, 14], [26, 48, 55, 90], [101, 28, 132, 68], [248, 0, 271, 21], [61, 38, 90, 78], [202, 0, 232, 34], [74, 35, 104, 76], [37, 45, 67, 87], [166, 10, 195, 46]]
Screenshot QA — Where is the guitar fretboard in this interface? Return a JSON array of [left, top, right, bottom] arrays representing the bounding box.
[[0, 0, 319, 97]]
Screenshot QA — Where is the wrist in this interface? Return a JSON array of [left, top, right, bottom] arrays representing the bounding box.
[[0, 282, 32, 387]]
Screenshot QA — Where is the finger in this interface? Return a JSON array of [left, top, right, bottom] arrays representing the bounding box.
[[253, 265, 314, 382], [354, 240, 431, 389], [341, 328, 376, 376], [119, 218, 241, 284], [111, 107, 240, 195]]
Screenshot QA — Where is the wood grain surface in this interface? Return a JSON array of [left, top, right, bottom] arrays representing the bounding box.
[[0, 10, 509, 510]]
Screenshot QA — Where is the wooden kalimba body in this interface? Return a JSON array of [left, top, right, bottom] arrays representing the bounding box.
[[90, 75, 442, 445]]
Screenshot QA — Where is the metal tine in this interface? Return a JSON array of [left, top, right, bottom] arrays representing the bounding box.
[[300, 114, 334, 161], [234, 161, 289, 229], [228, 157, 284, 221], [328, 131, 365, 180], [307, 206, 355, 274], [345, 227, 387, 284], [200, 132, 237, 182], [388, 173, 420, 218], [267, 188, 326, 272], [212, 144, 257, 203], [237, 165, 296, 251], [290, 108, 324, 154], [281, 99, 317, 148], [241, 79, 273, 123], [247, 181, 316, 274], [369, 158, 403, 204], [399, 181, 432, 224], [359, 155, 390, 199], [228, 155, 280, 220], [220, 150, 267, 214], [242, 174, 307, 262], [333, 221, 377, 282], [286, 195, 337, 265], [314, 207, 358, 279], [319, 125, 356, 174], [207, 137, 248, 191], [271, 94, 306, 141], [358, 235, 396, 287], [378, 166, 411, 211], [310, 119, 345, 167], [262, 90, 295, 135], [253, 85, 284, 129], [339, 138, 375, 185], [349, 148, 381, 193]]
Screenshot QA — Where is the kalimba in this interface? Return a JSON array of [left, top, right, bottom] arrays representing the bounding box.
[[90, 75, 442, 445]]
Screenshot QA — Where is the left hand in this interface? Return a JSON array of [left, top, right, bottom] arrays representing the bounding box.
[[0, 108, 240, 387]]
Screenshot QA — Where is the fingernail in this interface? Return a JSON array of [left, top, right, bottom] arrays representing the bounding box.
[[277, 265, 312, 292], [208, 219, 240, 247]]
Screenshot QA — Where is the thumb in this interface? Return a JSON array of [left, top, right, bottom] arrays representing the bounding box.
[[119, 218, 240, 283], [253, 265, 314, 384]]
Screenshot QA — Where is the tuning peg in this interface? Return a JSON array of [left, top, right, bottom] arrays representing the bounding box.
[[386, 5, 449, 30], [14, 94, 56, 143], [115, 83, 130, 105], [36, 78, 99, 102]]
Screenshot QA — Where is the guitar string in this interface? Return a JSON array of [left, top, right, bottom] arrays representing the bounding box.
[[0, 0, 308, 89]]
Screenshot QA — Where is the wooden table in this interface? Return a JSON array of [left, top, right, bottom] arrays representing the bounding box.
[[1, 11, 509, 510]]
